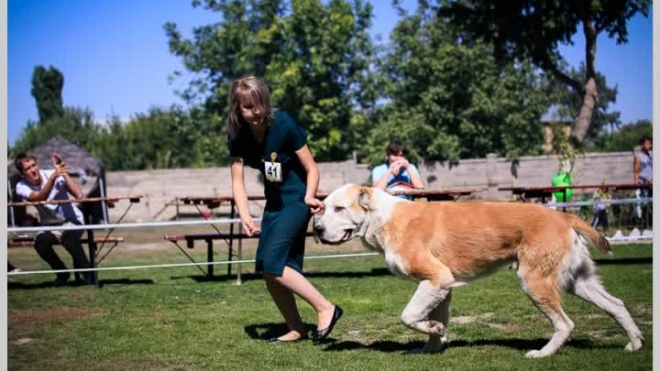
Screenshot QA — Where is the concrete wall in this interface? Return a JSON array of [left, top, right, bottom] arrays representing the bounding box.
[[106, 151, 635, 221]]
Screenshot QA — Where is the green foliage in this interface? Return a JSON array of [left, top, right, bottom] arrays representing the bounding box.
[[365, 3, 549, 167], [592, 119, 653, 152], [11, 107, 106, 158], [97, 106, 229, 170], [438, 0, 651, 145], [31, 65, 65, 123], [165, 0, 377, 161]]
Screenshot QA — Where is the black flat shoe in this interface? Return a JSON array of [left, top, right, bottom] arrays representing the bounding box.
[[313, 305, 344, 344], [265, 335, 309, 344]]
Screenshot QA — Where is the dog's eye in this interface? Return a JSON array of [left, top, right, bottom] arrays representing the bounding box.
[[334, 206, 345, 212]]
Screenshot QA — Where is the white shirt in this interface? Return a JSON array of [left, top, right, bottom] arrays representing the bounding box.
[[15, 169, 85, 225]]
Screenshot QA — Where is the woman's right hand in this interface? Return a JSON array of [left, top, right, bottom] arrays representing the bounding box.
[[241, 217, 261, 236]]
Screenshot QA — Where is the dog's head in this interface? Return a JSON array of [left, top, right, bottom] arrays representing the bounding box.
[[314, 184, 375, 245]]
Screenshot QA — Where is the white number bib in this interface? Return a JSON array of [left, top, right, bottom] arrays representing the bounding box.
[[264, 162, 283, 183]]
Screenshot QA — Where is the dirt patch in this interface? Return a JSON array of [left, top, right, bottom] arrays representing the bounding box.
[[49, 357, 202, 371], [450, 312, 494, 325], [14, 338, 34, 345], [486, 322, 531, 332], [633, 302, 652, 315], [345, 330, 371, 345], [582, 313, 607, 320], [9, 306, 107, 339], [585, 330, 625, 341]]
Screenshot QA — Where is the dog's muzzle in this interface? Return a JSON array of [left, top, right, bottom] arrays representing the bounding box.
[[313, 221, 353, 245]]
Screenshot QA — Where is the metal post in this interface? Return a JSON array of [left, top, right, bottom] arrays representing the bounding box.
[[86, 212, 99, 287], [206, 238, 214, 278], [7, 179, 15, 228], [98, 177, 110, 225], [228, 201, 235, 276], [236, 238, 242, 285]]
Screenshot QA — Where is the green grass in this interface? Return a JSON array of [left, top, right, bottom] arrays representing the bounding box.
[[7, 241, 653, 371]]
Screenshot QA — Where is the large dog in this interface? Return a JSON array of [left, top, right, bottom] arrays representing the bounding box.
[[314, 184, 644, 358]]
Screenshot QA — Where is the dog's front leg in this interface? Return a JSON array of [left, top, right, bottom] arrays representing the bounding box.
[[419, 290, 453, 354], [401, 280, 451, 353]]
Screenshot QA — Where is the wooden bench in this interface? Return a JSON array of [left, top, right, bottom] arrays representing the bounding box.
[[8, 235, 125, 248], [164, 230, 317, 283]]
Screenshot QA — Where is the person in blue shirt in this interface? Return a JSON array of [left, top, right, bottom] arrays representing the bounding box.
[[227, 75, 342, 344], [371, 141, 424, 198]]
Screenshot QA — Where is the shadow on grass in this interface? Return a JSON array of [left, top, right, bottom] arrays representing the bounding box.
[[594, 257, 652, 265], [8, 278, 154, 290], [244, 322, 318, 340], [322, 337, 618, 354], [171, 268, 393, 283]]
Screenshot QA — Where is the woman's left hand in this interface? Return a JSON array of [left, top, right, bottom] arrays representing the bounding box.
[[305, 196, 324, 214]]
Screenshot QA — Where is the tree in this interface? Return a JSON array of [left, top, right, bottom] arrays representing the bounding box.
[[547, 64, 621, 146], [165, 0, 377, 161], [365, 2, 550, 167], [93, 105, 229, 171], [31, 65, 65, 123], [438, 0, 651, 147], [593, 119, 652, 152], [11, 107, 105, 157]]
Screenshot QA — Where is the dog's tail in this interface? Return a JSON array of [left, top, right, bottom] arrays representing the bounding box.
[[563, 213, 613, 256]]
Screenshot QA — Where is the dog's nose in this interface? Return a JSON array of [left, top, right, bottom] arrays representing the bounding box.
[[314, 223, 324, 235]]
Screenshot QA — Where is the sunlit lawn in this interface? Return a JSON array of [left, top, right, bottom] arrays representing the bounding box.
[[7, 238, 653, 371]]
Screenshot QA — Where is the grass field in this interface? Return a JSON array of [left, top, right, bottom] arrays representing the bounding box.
[[7, 236, 653, 371]]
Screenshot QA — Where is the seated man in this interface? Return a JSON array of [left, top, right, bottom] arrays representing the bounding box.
[[371, 140, 424, 199], [14, 152, 93, 286]]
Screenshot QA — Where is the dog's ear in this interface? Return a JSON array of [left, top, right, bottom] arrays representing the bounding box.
[[357, 187, 372, 211]]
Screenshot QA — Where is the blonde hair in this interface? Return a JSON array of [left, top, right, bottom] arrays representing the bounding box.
[[227, 75, 274, 139]]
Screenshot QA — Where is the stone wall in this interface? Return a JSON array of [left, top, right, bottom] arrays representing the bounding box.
[[106, 151, 635, 221]]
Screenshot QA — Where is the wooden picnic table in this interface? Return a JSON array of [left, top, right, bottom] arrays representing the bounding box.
[[498, 183, 652, 203], [7, 195, 144, 208]]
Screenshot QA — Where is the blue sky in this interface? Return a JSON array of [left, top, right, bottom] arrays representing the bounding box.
[[8, 0, 654, 144]]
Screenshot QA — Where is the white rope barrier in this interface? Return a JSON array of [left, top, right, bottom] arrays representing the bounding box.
[[7, 217, 261, 233], [7, 251, 381, 276], [544, 197, 653, 208], [7, 196, 652, 278]]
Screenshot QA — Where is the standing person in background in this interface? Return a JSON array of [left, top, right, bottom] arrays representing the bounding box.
[[591, 185, 611, 233], [633, 135, 653, 228], [371, 141, 424, 199], [633, 135, 653, 187], [14, 152, 93, 286], [227, 75, 343, 344]]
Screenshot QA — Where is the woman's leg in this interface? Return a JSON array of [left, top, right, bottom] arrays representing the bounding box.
[[265, 266, 335, 335]]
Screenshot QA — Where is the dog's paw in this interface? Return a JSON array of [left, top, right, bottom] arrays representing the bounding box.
[[525, 350, 550, 359], [625, 339, 644, 352], [427, 320, 445, 335]]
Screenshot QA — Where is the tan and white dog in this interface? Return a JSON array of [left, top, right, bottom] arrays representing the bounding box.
[[314, 184, 644, 358]]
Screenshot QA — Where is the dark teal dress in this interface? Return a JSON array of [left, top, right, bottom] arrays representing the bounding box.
[[228, 111, 311, 276]]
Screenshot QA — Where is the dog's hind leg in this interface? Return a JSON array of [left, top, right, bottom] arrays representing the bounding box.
[[570, 276, 644, 352], [417, 290, 453, 354], [401, 279, 451, 352], [520, 274, 575, 358]]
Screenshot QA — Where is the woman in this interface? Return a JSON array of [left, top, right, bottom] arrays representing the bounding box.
[[227, 75, 343, 344]]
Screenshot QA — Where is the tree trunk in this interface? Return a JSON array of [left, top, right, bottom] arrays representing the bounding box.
[[571, 77, 598, 145], [569, 15, 598, 146]]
